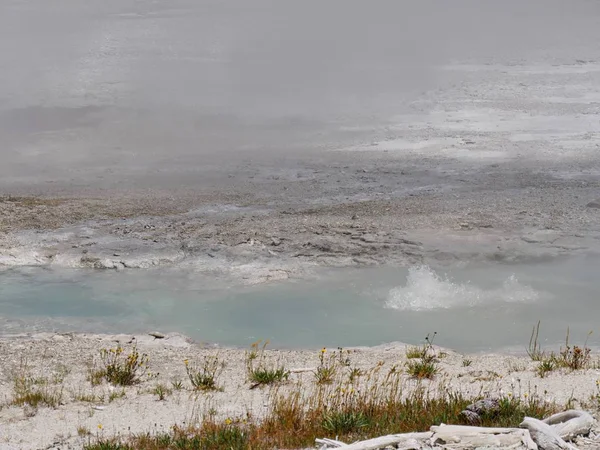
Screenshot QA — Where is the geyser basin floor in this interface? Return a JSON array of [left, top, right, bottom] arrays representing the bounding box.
[[1, 254, 599, 353]]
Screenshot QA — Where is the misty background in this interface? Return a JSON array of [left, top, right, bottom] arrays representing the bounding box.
[[1, 0, 599, 191]]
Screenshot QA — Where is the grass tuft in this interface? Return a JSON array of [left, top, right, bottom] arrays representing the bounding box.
[[153, 383, 173, 401], [536, 358, 557, 378], [527, 320, 545, 361], [245, 341, 289, 388], [314, 348, 338, 385], [557, 328, 592, 370], [11, 360, 63, 409], [93, 345, 152, 386], [405, 333, 439, 379], [184, 354, 225, 391]]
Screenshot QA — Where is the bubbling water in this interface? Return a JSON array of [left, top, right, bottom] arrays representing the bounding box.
[[385, 265, 539, 311]]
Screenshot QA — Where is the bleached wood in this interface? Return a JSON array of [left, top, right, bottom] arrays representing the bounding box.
[[430, 424, 537, 449], [316, 437, 346, 448], [316, 409, 594, 449], [520, 417, 578, 450], [542, 410, 596, 441], [316, 432, 432, 450]]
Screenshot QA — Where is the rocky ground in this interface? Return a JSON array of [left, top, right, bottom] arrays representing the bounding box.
[[1, 160, 600, 284], [2, 58, 600, 282]]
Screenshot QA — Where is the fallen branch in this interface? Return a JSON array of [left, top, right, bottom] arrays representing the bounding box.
[[316, 409, 595, 450], [542, 410, 596, 441], [316, 432, 432, 450], [520, 417, 578, 450], [430, 424, 537, 449]]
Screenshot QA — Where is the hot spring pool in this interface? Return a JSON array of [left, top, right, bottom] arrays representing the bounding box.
[[1, 254, 599, 353]]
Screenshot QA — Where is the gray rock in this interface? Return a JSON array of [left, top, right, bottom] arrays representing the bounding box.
[[460, 398, 501, 424], [586, 199, 600, 209]]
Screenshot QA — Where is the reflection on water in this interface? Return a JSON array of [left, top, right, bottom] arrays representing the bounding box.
[[0, 255, 599, 352]]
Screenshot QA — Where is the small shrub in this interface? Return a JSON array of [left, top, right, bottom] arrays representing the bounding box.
[[406, 332, 437, 359], [249, 367, 289, 387], [108, 389, 126, 403], [314, 348, 337, 384], [536, 357, 556, 378], [12, 387, 63, 408], [322, 410, 369, 434], [77, 426, 92, 436], [406, 359, 438, 379], [96, 345, 151, 386], [74, 390, 104, 404], [153, 383, 172, 401], [246, 341, 289, 388], [405, 333, 439, 379], [11, 361, 63, 408], [405, 346, 423, 359], [171, 378, 184, 391], [87, 365, 104, 387], [348, 367, 363, 383], [462, 358, 473, 367], [185, 355, 225, 391], [557, 329, 592, 370]]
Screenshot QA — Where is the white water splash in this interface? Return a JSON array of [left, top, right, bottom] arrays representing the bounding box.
[[385, 265, 539, 311]]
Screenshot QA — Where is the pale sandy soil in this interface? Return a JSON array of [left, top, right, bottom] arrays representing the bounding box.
[[1, 332, 600, 449]]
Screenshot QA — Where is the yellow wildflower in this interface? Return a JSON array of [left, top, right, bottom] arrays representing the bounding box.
[[97, 424, 103, 430]]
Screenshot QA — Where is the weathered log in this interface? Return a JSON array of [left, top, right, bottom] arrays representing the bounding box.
[[316, 410, 595, 450], [520, 417, 578, 450], [315, 432, 432, 450], [430, 424, 537, 449], [542, 410, 595, 441], [316, 437, 346, 449]]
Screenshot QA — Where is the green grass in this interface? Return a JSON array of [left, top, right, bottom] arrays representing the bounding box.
[[405, 333, 439, 379], [405, 345, 425, 359], [528, 323, 593, 375], [406, 359, 438, 379], [536, 358, 556, 378], [11, 361, 64, 409], [153, 384, 172, 401], [93, 345, 152, 386], [557, 328, 592, 370], [185, 355, 225, 391], [248, 367, 289, 387], [84, 384, 557, 450], [245, 341, 289, 388]]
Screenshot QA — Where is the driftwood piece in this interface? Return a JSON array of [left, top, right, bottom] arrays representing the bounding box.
[[520, 417, 578, 450], [315, 432, 432, 450], [542, 410, 596, 441], [317, 409, 594, 450], [430, 424, 537, 449]]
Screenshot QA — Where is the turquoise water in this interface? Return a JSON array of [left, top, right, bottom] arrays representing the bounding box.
[[1, 255, 599, 352]]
